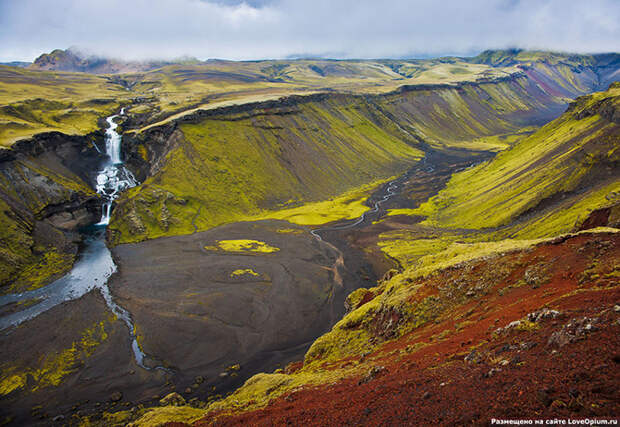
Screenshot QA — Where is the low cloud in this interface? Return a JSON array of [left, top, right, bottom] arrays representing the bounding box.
[[0, 0, 618, 61]]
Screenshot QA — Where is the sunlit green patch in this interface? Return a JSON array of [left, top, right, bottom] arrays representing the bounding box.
[[207, 240, 280, 254], [0, 321, 109, 395], [275, 228, 304, 234], [230, 268, 260, 277], [258, 179, 393, 226]]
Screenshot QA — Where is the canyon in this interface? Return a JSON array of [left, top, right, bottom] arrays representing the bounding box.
[[0, 49, 618, 426]]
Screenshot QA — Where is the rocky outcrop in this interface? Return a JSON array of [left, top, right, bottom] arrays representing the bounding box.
[[0, 131, 104, 292], [577, 200, 620, 230], [29, 48, 176, 74]]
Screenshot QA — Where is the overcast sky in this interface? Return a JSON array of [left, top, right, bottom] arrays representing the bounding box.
[[0, 0, 618, 62]]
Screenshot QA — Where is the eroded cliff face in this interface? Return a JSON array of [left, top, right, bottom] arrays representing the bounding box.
[[0, 132, 104, 293]]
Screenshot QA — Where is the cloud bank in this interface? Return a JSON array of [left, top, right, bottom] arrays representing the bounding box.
[[0, 0, 618, 61]]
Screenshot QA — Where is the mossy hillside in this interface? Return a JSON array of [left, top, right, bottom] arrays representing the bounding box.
[[376, 88, 619, 269], [0, 152, 96, 292], [303, 235, 560, 364], [410, 86, 620, 231], [379, 179, 619, 268], [0, 198, 36, 287], [108, 97, 423, 244], [0, 66, 129, 146], [376, 77, 571, 150]]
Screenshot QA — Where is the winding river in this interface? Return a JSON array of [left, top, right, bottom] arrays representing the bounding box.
[[0, 110, 153, 369], [310, 171, 410, 241]]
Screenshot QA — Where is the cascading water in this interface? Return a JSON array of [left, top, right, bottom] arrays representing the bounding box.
[[0, 110, 161, 370], [95, 108, 137, 225]]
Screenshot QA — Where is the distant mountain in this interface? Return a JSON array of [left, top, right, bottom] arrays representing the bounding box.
[[0, 61, 30, 68], [29, 48, 200, 74]]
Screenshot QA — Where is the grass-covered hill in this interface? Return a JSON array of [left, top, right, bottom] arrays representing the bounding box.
[[415, 83, 619, 233]]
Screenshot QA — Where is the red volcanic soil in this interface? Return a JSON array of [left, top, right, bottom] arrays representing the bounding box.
[[177, 232, 619, 426]]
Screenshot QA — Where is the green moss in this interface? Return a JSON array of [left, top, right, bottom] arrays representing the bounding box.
[[515, 320, 541, 332], [8, 250, 74, 293], [206, 240, 279, 254], [230, 269, 260, 277], [377, 233, 458, 268], [0, 321, 109, 395], [129, 406, 204, 426], [275, 228, 303, 234], [258, 178, 392, 226], [405, 86, 620, 235]]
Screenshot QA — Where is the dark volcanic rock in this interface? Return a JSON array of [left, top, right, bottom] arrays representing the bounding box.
[[0, 131, 105, 291]]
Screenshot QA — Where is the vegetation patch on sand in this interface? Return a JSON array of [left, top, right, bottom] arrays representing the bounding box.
[[206, 240, 280, 254], [230, 268, 260, 277], [0, 320, 109, 395]]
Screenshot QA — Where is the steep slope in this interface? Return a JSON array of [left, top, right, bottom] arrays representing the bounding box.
[[0, 132, 103, 293], [412, 83, 619, 235], [471, 49, 620, 95], [375, 85, 619, 271]]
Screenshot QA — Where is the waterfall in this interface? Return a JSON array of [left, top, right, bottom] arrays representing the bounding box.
[[95, 109, 137, 225], [0, 108, 160, 370]]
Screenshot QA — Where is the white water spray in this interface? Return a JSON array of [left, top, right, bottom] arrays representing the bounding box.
[[95, 108, 137, 225]]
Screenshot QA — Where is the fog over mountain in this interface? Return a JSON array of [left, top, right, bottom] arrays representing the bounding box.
[[0, 0, 619, 62]]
